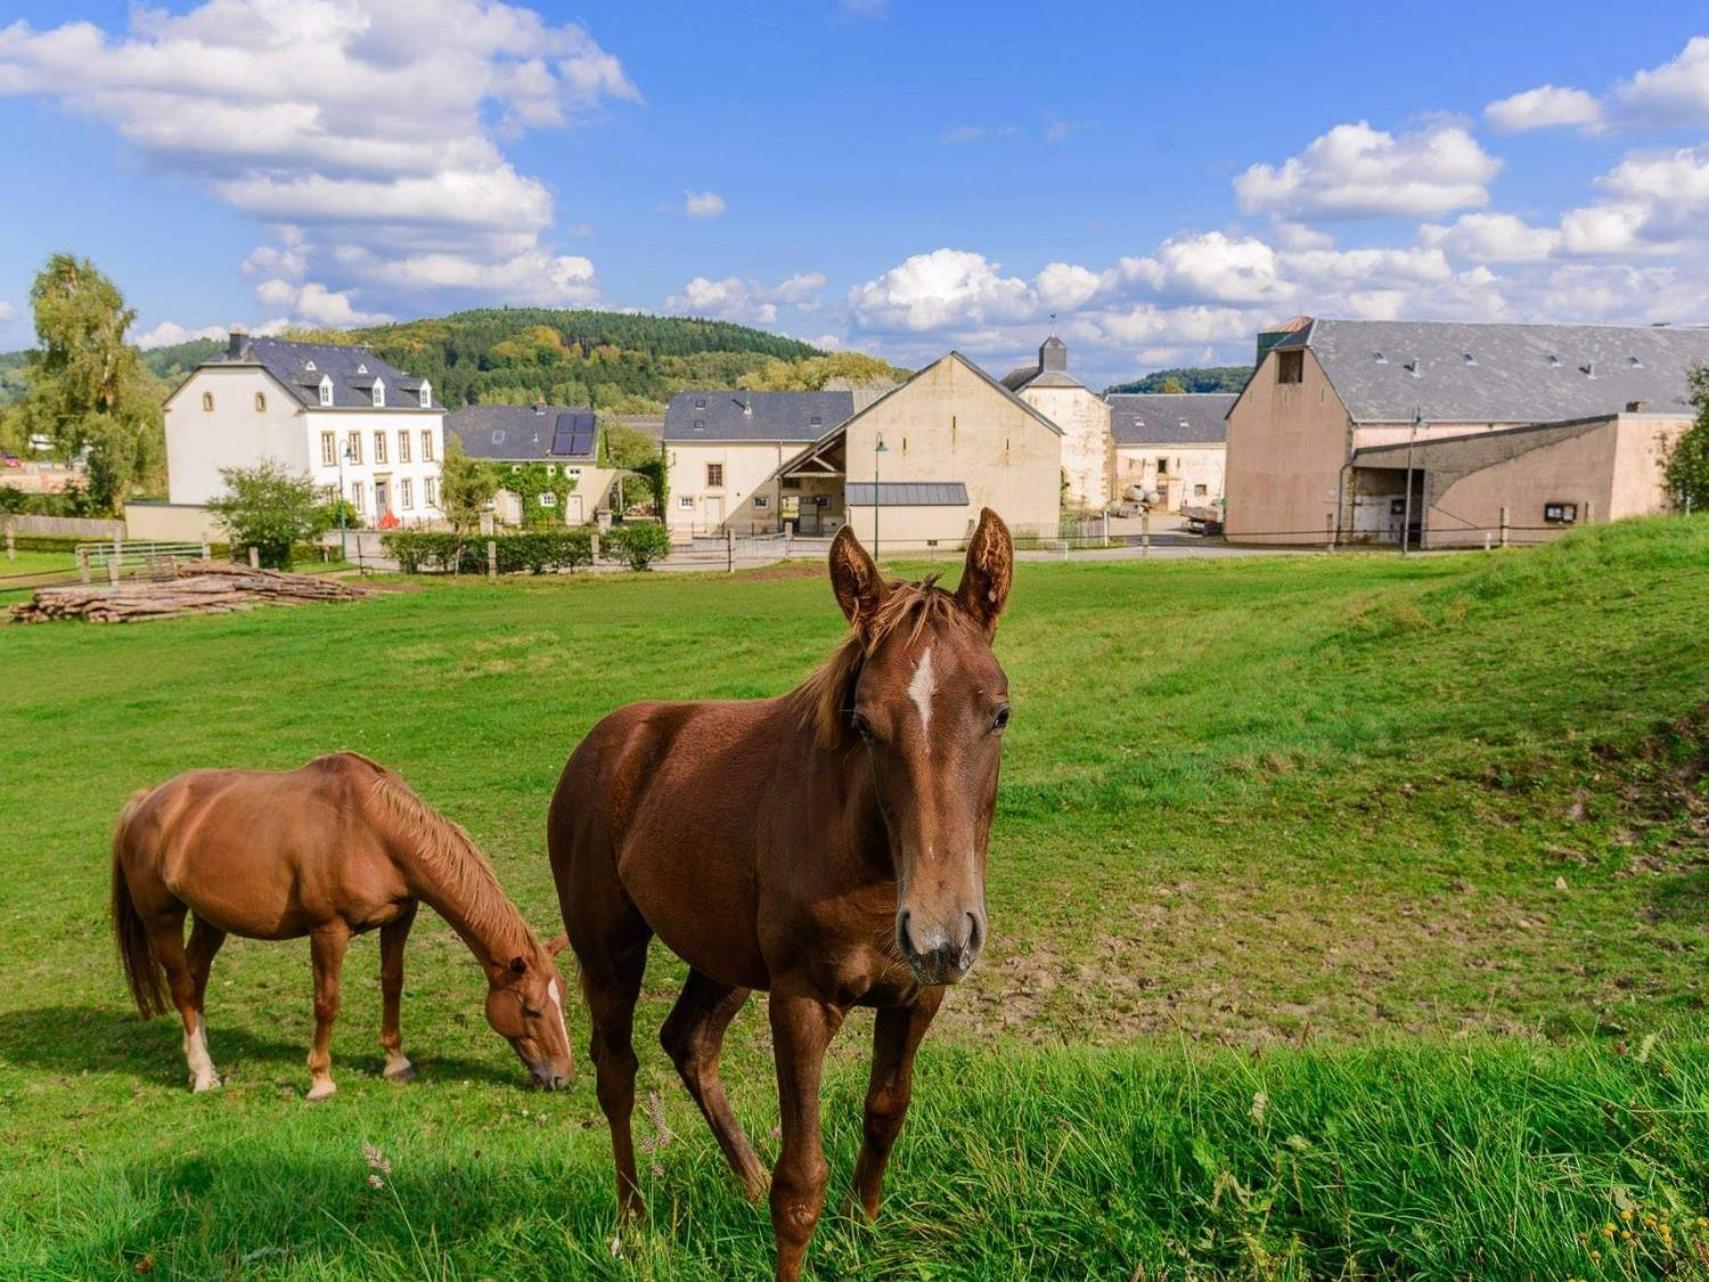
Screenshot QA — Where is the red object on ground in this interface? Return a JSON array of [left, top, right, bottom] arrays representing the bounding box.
[[377, 509, 399, 529]]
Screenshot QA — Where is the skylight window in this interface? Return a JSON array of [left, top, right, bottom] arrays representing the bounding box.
[[304, 360, 316, 372], [357, 363, 368, 375], [1628, 355, 1643, 368], [1372, 351, 1387, 364], [1547, 354, 1562, 368], [1462, 353, 1476, 365]]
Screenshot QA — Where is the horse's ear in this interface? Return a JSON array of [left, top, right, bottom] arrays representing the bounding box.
[[829, 525, 887, 633], [545, 932, 569, 958], [956, 508, 1013, 635]]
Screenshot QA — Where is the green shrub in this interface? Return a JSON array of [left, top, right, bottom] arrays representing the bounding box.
[[603, 520, 672, 570]]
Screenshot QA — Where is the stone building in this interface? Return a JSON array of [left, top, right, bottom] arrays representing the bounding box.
[[1106, 393, 1233, 511], [1002, 336, 1112, 511]]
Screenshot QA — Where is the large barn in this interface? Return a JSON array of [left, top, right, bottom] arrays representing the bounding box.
[[1224, 318, 1704, 545]]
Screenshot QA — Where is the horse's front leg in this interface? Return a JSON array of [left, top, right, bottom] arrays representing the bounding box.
[[849, 988, 943, 1220], [379, 903, 418, 1082], [768, 990, 845, 1282], [306, 925, 350, 1102]]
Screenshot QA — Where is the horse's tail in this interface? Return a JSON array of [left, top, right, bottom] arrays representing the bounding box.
[[112, 788, 168, 1019]]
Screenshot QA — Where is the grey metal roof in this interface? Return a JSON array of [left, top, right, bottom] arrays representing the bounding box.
[[448, 405, 599, 461], [203, 336, 437, 410], [1107, 393, 1235, 445], [1273, 318, 1709, 424], [663, 390, 853, 443], [845, 481, 969, 506]]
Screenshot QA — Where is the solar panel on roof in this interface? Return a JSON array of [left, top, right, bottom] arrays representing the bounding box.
[[551, 411, 596, 457]]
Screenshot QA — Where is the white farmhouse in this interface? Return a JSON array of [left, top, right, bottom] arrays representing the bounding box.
[[1106, 393, 1233, 512], [1001, 336, 1113, 512], [163, 330, 445, 525]]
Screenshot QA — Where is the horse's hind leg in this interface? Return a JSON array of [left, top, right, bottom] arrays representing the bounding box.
[[573, 912, 653, 1217], [378, 903, 418, 1083], [184, 915, 227, 1089], [306, 925, 350, 1102], [661, 970, 765, 1200], [146, 910, 219, 1092]]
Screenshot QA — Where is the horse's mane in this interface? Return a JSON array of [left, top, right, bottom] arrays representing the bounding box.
[[789, 575, 969, 750], [355, 757, 534, 959]]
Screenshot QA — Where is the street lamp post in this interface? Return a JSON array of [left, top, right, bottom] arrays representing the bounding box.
[[873, 435, 888, 561], [337, 439, 354, 562], [1401, 407, 1422, 556]]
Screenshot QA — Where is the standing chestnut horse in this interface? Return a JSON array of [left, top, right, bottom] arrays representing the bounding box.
[[112, 751, 575, 1098], [549, 508, 1014, 1280]]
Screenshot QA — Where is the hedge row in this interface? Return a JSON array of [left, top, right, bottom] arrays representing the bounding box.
[[381, 529, 593, 575], [381, 524, 673, 574]]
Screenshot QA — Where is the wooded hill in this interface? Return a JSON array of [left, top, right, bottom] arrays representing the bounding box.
[[1105, 365, 1252, 395], [282, 309, 833, 413]]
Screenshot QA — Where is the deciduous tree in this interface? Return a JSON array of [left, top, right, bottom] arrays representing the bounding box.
[[1664, 367, 1709, 511], [205, 461, 332, 569], [17, 254, 164, 513]]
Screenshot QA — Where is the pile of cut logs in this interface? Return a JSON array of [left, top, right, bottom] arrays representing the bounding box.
[[11, 560, 367, 624]]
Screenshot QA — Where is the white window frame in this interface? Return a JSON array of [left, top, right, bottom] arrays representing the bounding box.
[[320, 432, 335, 467], [319, 376, 333, 407], [373, 430, 387, 464], [401, 478, 414, 510], [372, 378, 386, 408], [424, 477, 438, 507], [677, 494, 694, 510], [421, 430, 435, 461], [419, 382, 432, 408], [398, 430, 411, 463], [350, 481, 365, 513], [347, 432, 362, 465]]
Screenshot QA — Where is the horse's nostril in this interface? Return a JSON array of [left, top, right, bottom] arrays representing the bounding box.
[[966, 912, 983, 954], [896, 909, 914, 955]]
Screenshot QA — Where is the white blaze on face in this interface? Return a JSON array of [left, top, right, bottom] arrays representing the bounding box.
[[908, 647, 937, 737], [546, 975, 571, 1057]]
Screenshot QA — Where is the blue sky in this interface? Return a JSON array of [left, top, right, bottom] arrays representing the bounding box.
[[2, 1, 1707, 387]]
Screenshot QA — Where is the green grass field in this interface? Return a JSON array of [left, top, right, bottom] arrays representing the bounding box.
[[3, 519, 1707, 1279]]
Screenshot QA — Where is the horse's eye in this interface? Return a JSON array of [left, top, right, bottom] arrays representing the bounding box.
[[523, 1007, 543, 1019], [851, 712, 874, 741], [993, 705, 1011, 731]]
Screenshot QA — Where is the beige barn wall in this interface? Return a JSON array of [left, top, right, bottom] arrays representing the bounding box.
[[843, 358, 1062, 547], [1610, 416, 1691, 518], [1020, 385, 1109, 510], [665, 440, 799, 538], [1114, 444, 1227, 510], [166, 367, 307, 505], [1419, 413, 1687, 547], [1224, 350, 1351, 543]]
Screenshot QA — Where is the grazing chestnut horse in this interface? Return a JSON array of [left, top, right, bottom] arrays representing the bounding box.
[[112, 752, 574, 1099], [549, 508, 1014, 1280]]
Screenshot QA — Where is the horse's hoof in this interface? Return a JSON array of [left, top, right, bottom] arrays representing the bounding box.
[[306, 1080, 338, 1102], [190, 1074, 222, 1094], [383, 1061, 416, 1084]]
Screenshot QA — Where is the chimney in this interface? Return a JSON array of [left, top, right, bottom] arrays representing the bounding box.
[[534, 401, 547, 416], [226, 325, 247, 359]]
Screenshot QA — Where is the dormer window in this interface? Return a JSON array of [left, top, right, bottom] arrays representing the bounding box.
[[319, 375, 333, 407], [372, 378, 385, 408], [418, 381, 431, 409]]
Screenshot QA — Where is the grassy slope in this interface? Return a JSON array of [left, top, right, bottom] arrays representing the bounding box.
[[1, 518, 1706, 1278]]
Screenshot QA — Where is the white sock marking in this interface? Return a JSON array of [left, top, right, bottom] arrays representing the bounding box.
[[908, 647, 937, 737], [185, 1016, 217, 1088]]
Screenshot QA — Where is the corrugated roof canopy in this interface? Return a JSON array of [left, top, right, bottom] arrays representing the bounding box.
[[845, 481, 969, 506]]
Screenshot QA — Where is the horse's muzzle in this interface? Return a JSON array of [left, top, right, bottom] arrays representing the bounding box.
[[531, 1064, 571, 1090], [897, 907, 984, 985]]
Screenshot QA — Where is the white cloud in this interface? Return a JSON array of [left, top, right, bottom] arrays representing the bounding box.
[[665, 272, 827, 324], [1559, 146, 1709, 254], [1484, 85, 1603, 134], [1043, 118, 1095, 144], [848, 249, 1036, 332], [1421, 212, 1562, 262], [1035, 262, 1103, 310], [1617, 35, 1709, 126], [0, 300, 14, 323], [1235, 121, 1500, 220], [0, 1, 637, 319], [683, 190, 726, 219]]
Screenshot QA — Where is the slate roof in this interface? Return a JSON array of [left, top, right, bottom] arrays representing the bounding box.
[[663, 391, 853, 443], [1002, 335, 1085, 391], [846, 482, 969, 506], [1273, 318, 1709, 424], [204, 335, 437, 410], [448, 405, 599, 462], [1107, 393, 1235, 445]]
